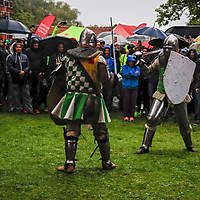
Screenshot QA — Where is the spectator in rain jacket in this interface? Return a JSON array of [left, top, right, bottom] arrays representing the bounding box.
[[187, 48, 200, 123], [102, 46, 117, 111], [0, 38, 6, 103], [102, 46, 115, 74], [120, 44, 135, 68], [25, 37, 46, 114], [121, 55, 140, 121], [7, 43, 33, 113]]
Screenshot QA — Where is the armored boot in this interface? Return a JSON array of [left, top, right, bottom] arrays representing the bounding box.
[[174, 103, 197, 152], [181, 130, 197, 152], [57, 131, 78, 173], [149, 130, 156, 147], [97, 140, 116, 170], [136, 126, 156, 154]]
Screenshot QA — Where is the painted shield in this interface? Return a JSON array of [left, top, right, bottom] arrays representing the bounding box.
[[163, 51, 196, 104]]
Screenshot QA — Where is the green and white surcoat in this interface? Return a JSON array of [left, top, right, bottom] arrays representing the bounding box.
[[50, 54, 111, 124]]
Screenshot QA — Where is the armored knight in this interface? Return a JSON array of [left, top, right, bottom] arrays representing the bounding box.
[[47, 28, 116, 173], [136, 34, 197, 154]]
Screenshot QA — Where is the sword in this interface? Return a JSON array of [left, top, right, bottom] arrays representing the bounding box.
[[134, 49, 162, 59], [110, 17, 117, 74]]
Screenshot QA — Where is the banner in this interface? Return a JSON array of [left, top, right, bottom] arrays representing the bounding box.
[[136, 23, 147, 30], [35, 15, 56, 38]]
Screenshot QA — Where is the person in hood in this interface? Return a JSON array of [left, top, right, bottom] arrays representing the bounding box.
[[120, 44, 135, 68], [0, 38, 7, 104], [102, 46, 115, 73], [25, 38, 46, 114], [99, 40, 105, 51], [121, 55, 140, 121], [102, 46, 117, 111], [6, 43, 33, 113], [187, 49, 200, 124], [47, 28, 116, 173]]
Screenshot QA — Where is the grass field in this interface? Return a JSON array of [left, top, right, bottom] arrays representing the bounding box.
[[0, 111, 200, 200]]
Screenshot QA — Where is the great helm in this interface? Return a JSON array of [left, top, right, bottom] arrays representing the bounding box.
[[79, 28, 97, 48], [163, 34, 179, 52]]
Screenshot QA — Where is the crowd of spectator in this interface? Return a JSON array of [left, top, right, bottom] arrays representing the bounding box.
[[0, 28, 200, 125], [0, 28, 51, 114], [97, 37, 200, 123]]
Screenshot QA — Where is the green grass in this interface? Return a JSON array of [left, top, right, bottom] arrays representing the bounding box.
[[0, 111, 200, 200]]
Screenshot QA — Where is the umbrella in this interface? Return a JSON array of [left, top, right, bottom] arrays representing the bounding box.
[[101, 34, 129, 45], [97, 31, 119, 39], [149, 33, 189, 49], [127, 35, 151, 42], [189, 41, 200, 53], [39, 35, 77, 56], [132, 26, 167, 40], [165, 26, 200, 38], [31, 34, 42, 40], [57, 26, 85, 41], [0, 19, 29, 34], [148, 38, 164, 48]]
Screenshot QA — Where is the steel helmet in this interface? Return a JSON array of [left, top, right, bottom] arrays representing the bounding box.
[[163, 34, 179, 51], [79, 28, 97, 47]]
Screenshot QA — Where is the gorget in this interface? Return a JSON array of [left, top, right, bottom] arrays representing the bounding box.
[[159, 52, 169, 68], [67, 47, 101, 59]]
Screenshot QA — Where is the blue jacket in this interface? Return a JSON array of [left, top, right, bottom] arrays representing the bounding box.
[[121, 64, 140, 88], [103, 46, 116, 74]]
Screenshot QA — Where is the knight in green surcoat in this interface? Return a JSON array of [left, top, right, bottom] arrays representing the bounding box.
[[47, 29, 116, 173]]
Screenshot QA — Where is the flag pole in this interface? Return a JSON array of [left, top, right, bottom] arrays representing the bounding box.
[[110, 17, 117, 74]]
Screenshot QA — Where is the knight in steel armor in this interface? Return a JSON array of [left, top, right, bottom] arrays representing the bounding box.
[[136, 34, 197, 154], [47, 28, 116, 173]]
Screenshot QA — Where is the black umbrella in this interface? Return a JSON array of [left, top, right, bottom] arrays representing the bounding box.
[[0, 19, 29, 34], [149, 33, 189, 49], [148, 38, 164, 48], [39, 35, 77, 56], [166, 33, 189, 48], [165, 26, 200, 38]]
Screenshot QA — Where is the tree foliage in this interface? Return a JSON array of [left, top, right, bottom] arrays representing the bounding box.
[[13, 0, 82, 28], [155, 0, 200, 26]]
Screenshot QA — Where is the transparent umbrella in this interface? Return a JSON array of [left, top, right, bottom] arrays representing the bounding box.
[[102, 34, 129, 45], [97, 31, 119, 39]]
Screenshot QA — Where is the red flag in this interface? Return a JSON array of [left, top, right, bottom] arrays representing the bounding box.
[[136, 23, 147, 30], [35, 15, 56, 38]]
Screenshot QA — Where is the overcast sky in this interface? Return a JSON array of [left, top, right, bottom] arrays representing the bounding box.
[[57, 0, 187, 31]]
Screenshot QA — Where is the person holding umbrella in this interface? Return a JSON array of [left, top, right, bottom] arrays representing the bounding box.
[[25, 38, 46, 114]]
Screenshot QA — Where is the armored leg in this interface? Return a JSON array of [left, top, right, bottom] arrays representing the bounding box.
[[92, 123, 116, 170], [57, 121, 81, 173], [174, 103, 197, 152], [137, 99, 165, 154]]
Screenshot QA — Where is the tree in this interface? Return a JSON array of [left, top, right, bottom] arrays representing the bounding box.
[[155, 0, 200, 26], [12, 0, 82, 28]]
